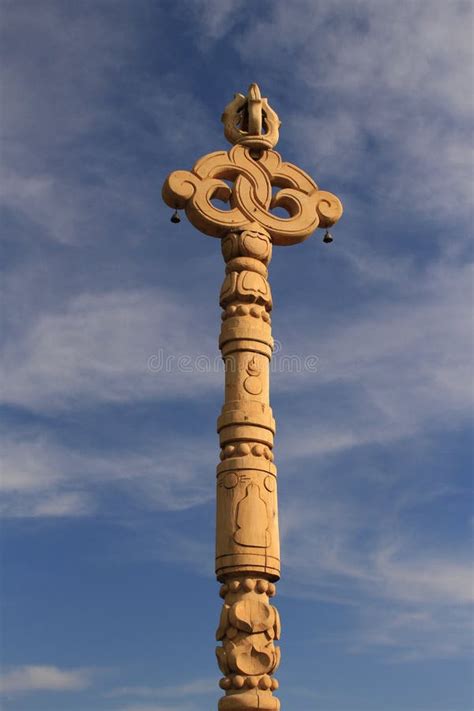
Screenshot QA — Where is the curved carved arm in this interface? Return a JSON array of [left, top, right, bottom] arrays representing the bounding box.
[[162, 145, 343, 245]]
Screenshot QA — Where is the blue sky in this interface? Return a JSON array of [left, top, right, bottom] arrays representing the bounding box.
[[1, 1, 473, 710]]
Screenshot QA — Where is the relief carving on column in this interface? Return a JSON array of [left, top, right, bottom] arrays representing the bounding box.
[[218, 227, 273, 363], [243, 356, 263, 396], [216, 577, 281, 710], [216, 467, 279, 580], [233, 482, 270, 548]]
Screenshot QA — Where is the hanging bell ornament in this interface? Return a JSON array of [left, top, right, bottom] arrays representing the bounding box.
[[170, 209, 181, 224], [323, 229, 333, 244]]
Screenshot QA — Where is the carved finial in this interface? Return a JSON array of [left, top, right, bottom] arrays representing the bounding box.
[[222, 83, 281, 150], [163, 85, 343, 244]]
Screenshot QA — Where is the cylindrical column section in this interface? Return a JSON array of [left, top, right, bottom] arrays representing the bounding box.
[[215, 226, 281, 711]]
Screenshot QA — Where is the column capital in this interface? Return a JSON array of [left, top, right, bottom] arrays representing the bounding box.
[[162, 84, 343, 245]]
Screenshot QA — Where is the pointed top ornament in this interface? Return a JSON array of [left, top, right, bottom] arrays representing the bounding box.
[[221, 83, 281, 150]]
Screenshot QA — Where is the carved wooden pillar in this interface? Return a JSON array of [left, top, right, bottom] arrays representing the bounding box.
[[215, 224, 281, 710], [162, 84, 343, 710]]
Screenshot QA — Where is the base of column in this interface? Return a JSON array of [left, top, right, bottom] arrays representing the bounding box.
[[219, 688, 280, 710]]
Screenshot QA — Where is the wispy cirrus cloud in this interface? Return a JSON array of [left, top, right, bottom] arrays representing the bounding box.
[[2, 252, 471, 438], [184, 0, 246, 41], [1, 3, 472, 703], [224, 0, 474, 233], [0, 2, 215, 246], [0, 665, 93, 694], [276, 256, 473, 460], [277, 455, 473, 662], [0, 428, 215, 519], [0, 287, 219, 412], [106, 677, 215, 699]]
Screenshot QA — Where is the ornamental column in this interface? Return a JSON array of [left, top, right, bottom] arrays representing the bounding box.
[[162, 84, 343, 711]]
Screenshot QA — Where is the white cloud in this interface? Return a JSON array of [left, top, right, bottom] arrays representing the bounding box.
[[274, 257, 473, 457], [0, 3, 215, 245], [224, 0, 474, 230], [2, 250, 471, 440], [0, 287, 219, 412], [353, 602, 474, 663], [1, 436, 63, 492], [276, 464, 473, 661], [0, 665, 92, 694], [185, 0, 246, 41], [107, 678, 215, 699], [31, 491, 93, 517], [0, 429, 215, 519], [0, 2, 129, 244], [1, 0, 471, 676], [373, 546, 473, 606]]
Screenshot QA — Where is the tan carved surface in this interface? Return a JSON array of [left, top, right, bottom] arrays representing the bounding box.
[[216, 228, 279, 587], [216, 577, 281, 710], [221, 83, 281, 150], [162, 143, 342, 245], [215, 226, 280, 709], [162, 84, 343, 710]]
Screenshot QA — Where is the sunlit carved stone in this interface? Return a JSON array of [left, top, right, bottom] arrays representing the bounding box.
[[162, 84, 343, 710], [162, 144, 343, 245], [221, 83, 281, 151]]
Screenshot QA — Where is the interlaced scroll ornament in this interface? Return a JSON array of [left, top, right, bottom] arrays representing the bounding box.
[[162, 143, 343, 245]]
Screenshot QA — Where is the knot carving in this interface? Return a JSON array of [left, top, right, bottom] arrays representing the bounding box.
[[162, 144, 343, 245]]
